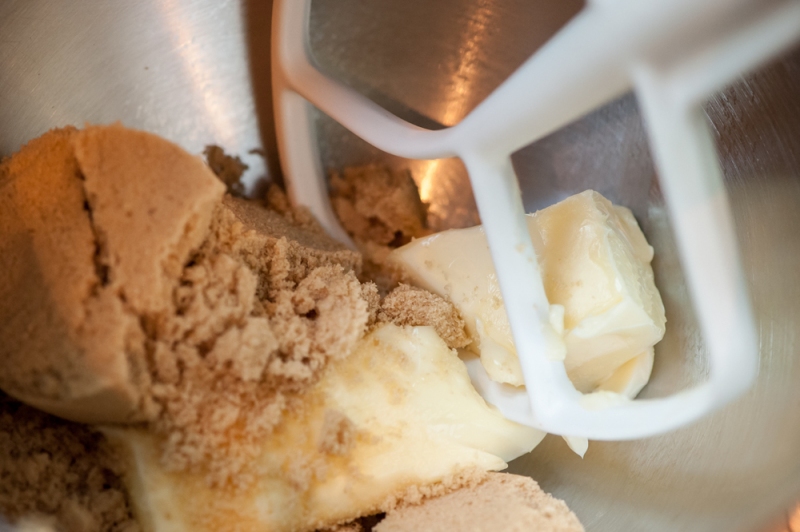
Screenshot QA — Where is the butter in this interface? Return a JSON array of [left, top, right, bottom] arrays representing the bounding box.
[[104, 324, 544, 532], [597, 349, 654, 398], [390, 190, 666, 394]]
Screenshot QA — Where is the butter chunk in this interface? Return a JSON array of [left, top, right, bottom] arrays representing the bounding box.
[[103, 324, 544, 532], [596, 349, 654, 398], [390, 190, 666, 393]]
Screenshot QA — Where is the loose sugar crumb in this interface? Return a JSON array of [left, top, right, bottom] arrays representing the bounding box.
[[204, 145, 248, 196], [378, 284, 470, 349], [0, 393, 139, 532], [330, 166, 430, 293], [145, 195, 369, 487], [265, 183, 325, 233], [330, 165, 429, 248]]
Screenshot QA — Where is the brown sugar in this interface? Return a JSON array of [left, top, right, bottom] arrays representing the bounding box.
[[143, 194, 369, 487], [330, 166, 431, 293], [0, 125, 370, 488], [378, 468, 489, 513], [315, 471, 582, 532], [265, 183, 330, 234], [0, 392, 138, 532], [203, 145, 248, 196], [319, 524, 365, 532], [318, 515, 384, 532], [0, 125, 225, 424], [0, 127, 582, 531], [378, 284, 470, 349], [330, 165, 429, 248], [375, 473, 584, 532], [317, 409, 357, 456]]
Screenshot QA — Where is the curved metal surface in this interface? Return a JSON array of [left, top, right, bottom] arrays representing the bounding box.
[[0, 0, 271, 189], [1, 1, 799, 530]]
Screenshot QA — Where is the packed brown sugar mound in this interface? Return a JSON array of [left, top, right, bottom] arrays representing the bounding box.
[[0, 392, 138, 532], [0, 126, 165, 425], [0, 125, 474, 489], [375, 473, 584, 532], [0, 127, 582, 531], [0, 124, 372, 486]]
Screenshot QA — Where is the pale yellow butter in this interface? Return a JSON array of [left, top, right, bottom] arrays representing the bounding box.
[[104, 324, 544, 532], [390, 190, 666, 394]]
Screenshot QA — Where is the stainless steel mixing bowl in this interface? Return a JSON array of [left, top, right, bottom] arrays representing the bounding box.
[[1, 1, 799, 530]]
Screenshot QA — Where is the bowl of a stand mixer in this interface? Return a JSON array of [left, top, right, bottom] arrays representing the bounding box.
[[1, 1, 799, 531]]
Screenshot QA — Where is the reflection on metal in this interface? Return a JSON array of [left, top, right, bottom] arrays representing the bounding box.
[[157, 0, 240, 148], [411, 158, 480, 231], [790, 504, 800, 532], [417, 159, 443, 203], [439, 2, 497, 126], [0, 0, 267, 190], [761, 503, 800, 532]]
